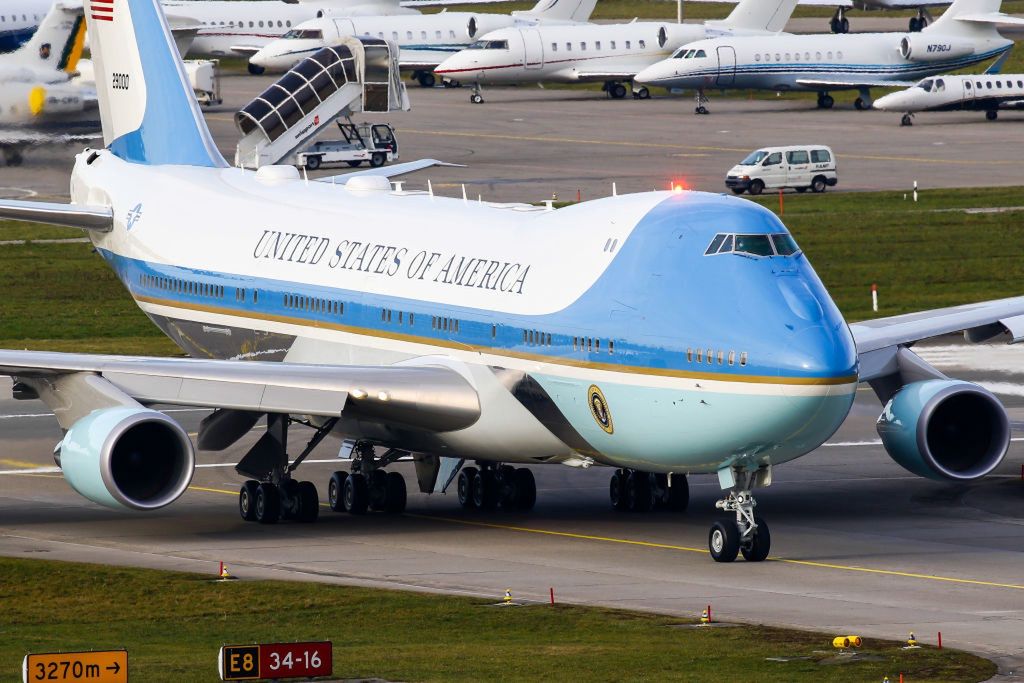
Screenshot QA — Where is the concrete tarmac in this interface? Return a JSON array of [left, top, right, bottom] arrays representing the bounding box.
[[2, 343, 1024, 677]]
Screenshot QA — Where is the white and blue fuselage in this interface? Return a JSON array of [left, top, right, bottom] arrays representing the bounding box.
[[70, 150, 858, 475]]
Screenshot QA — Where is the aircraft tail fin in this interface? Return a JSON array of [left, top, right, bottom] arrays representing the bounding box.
[[84, 0, 226, 167], [13, 2, 87, 75], [518, 0, 597, 23], [926, 0, 1018, 32], [714, 0, 799, 33]]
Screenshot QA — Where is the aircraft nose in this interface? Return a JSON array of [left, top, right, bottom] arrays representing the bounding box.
[[633, 63, 663, 85], [872, 91, 907, 111]]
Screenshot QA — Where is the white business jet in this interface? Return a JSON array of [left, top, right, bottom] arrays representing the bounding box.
[[875, 72, 1024, 124], [3, 0, 1024, 564], [0, 1, 98, 166], [0, 0, 53, 53], [248, 0, 597, 85], [634, 0, 1022, 114], [434, 0, 798, 103]]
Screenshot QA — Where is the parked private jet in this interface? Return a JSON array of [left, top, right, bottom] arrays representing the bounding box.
[[634, 0, 1022, 113], [0, 0, 51, 53], [248, 0, 596, 82], [695, 0, 952, 34], [4, 0, 1024, 565], [434, 0, 797, 103], [874, 72, 1024, 124]]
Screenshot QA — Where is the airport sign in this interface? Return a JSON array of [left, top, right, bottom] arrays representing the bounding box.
[[220, 641, 332, 680], [23, 650, 127, 683]]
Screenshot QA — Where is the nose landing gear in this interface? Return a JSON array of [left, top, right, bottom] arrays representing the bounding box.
[[470, 83, 485, 104], [694, 89, 710, 115], [709, 466, 771, 562]]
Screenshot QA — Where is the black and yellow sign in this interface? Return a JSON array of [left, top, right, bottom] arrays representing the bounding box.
[[220, 642, 332, 680], [220, 645, 259, 680], [23, 650, 127, 683]]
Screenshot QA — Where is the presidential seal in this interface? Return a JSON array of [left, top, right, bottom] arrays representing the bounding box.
[[588, 385, 613, 434]]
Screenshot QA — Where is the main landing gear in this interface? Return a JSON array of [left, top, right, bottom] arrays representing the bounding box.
[[412, 70, 436, 88], [908, 8, 933, 32], [609, 469, 689, 512], [603, 80, 629, 99], [237, 413, 335, 524], [816, 92, 835, 110], [694, 88, 710, 115], [708, 466, 771, 563], [327, 441, 407, 515], [829, 7, 850, 34], [457, 463, 536, 511]]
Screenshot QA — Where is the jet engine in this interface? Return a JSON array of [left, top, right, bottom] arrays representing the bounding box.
[[876, 379, 1009, 481], [899, 35, 974, 61], [58, 407, 196, 510]]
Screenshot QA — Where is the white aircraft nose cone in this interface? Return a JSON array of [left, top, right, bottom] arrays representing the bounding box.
[[872, 92, 905, 111]]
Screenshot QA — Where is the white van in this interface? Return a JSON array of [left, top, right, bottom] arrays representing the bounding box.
[[725, 145, 838, 195]]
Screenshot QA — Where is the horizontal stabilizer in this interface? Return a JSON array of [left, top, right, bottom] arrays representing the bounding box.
[[0, 199, 112, 232], [318, 158, 465, 183], [954, 12, 1024, 25]]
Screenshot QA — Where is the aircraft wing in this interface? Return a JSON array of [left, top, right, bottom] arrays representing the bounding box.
[[574, 68, 644, 81], [0, 350, 481, 433], [230, 46, 264, 57], [796, 78, 916, 89], [849, 296, 1024, 381], [1000, 99, 1024, 109], [317, 158, 465, 183]]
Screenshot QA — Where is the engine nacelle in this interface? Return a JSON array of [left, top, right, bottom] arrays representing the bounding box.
[[58, 407, 196, 510], [877, 379, 1009, 481], [899, 35, 974, 61]]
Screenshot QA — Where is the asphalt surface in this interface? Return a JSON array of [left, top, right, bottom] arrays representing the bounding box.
[[2, 342, 1024, 678]]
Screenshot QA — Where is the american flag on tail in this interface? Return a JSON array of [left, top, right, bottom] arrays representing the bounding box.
[[90, 0, 114, 22]]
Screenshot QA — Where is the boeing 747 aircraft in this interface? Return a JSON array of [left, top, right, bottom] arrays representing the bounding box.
[[3, 0, 1024, 564], [874, 72, 1024, 124], [635, 0, 1022, 113]]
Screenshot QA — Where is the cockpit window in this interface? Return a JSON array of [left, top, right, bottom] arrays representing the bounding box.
[[705, 233, 800, 258], [740, 150, 768, 165], [917, 78, 933, 92], [468, 39, 509, 50], [694, 49, 706, 58], [284, 29, 322, 40]]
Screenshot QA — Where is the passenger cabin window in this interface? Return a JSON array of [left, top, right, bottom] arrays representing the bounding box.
[[786, 150, 809, 164], [595, 41, 601, 50], [625, 40, 631, 49], [638, 40, 646, 48], [610, 40, 616, 49]]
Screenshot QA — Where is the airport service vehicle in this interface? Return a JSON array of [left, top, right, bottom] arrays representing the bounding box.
[[725, 145, 837, 195], [0, 1, 97, 166], [247, 0, 596, 81], [433, 0, 797, 103], [634, 0, 1023, 114], [4, 0, 1024, 565], [0, 0, 51, 53], [297, 120, 398, 169], [874, 72, 1024, 125]]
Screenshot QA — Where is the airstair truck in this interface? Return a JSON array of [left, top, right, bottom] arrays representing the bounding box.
[[233, 36, 409, 169]]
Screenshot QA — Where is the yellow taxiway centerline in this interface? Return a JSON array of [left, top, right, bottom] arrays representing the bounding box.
[[190, 485, 1024, 591]]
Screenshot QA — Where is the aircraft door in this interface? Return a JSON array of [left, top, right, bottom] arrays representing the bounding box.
[[520, 29, 544, 69], [960, 78, 974, 106], [333, 19, 356, 38], [716, 46, 736, 87]]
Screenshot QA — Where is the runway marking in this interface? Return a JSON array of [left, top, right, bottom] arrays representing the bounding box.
[[399, 129, 1016, 166], [405, 514, 1024, 592], [0, 458, 44, 469]]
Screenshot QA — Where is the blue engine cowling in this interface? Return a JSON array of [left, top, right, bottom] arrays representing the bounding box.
[[877, 379, 1009, 481], [58, 407, 196, 510]]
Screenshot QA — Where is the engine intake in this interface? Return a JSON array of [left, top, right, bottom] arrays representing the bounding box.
[[59, 407, 196, 510], [877, 379, 1009, 481], [899, 35, 973, 61]]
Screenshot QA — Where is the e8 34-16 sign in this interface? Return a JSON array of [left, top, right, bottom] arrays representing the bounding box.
[[220, 641, 332, 680]]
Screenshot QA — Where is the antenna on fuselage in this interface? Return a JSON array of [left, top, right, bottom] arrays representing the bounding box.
[[428, 179, 434, 197], [612, 182, 617, 197], [461, 184, 467, 203]]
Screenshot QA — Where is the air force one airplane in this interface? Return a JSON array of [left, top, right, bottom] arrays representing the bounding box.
[[4, 0, 1024, 564], [874, 72, 1024, 124], [0, 1, 97, 167], [248, 0, 597, 82], [433, 0, 798, 103], [634, 0, 1023, 113]]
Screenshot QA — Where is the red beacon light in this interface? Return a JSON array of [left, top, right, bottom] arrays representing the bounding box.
[[669, 179, 689, 194]]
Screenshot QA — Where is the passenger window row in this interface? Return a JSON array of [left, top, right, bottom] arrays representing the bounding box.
[[705, 233, 800, 258], [968, 79, 1024, 90], [0, 15, 40, 22], [285, 293, 343, 316], [687, 347, 747, 367], [140, 273, 225, 299], [381, 308, 413, 325], [525, 329, 552, 346], [201, 20, 293, 28], [755, 50, 842, 62], [552, 39, 644, 53], [573, 336, 614, 354], [433, 316, 459, 333]]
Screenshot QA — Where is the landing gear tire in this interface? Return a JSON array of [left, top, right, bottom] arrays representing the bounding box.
[[368, 470, 389, 511], [748, 179, 764, 196], [817, 94, 834, 109], [458, 466, 478, 509], [740, 516, 771, 562], [609, 82, 627, 99], [695, 105, 709, 115], [417, 71, 436, 88], [239, 480, 260, 521], [986, 110, 998, 121], [247, 62, 265, 76], [909, 17, 921, 32], [512, 468, 536, 511], [370, 152, 386, 168], [632, 85, 650, 100], [609, 469, 629, 511], [626, 470, 653, 512], [255, 482, 280, 524], [811, 175, 827, 193], [840, 18, 849, 33], [385, 471, 407, 513], [901, 113, 914, 127], [854, 97, 869, 111], [344, 472, 369, 515], [473, 469, 498, 510], [470, 93, 484, 104], [709, 519, 741, 562], [296, 481, 319, 522], [328, 471, 348, 512]]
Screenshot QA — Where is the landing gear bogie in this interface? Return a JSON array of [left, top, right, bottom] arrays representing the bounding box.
[[609, 469, 689, 513], [458, 463, 537, 511], [901, 113, 914, 127]]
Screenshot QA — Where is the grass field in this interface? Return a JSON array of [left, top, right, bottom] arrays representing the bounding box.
[[0, 556, 995, 682], [2, 187, 1024, 354]]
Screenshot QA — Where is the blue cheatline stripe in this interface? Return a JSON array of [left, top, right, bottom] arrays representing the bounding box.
[[0, 27, 36, 53], [97, 247, 855, 386]]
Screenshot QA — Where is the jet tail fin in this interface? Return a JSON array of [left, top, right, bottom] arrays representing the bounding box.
[[11, 2, 87, 75], [926, 0, 1020, 32], [517, 0, 597, 23], [84, 0, 226, 167], [713, 0, 799, 33]]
